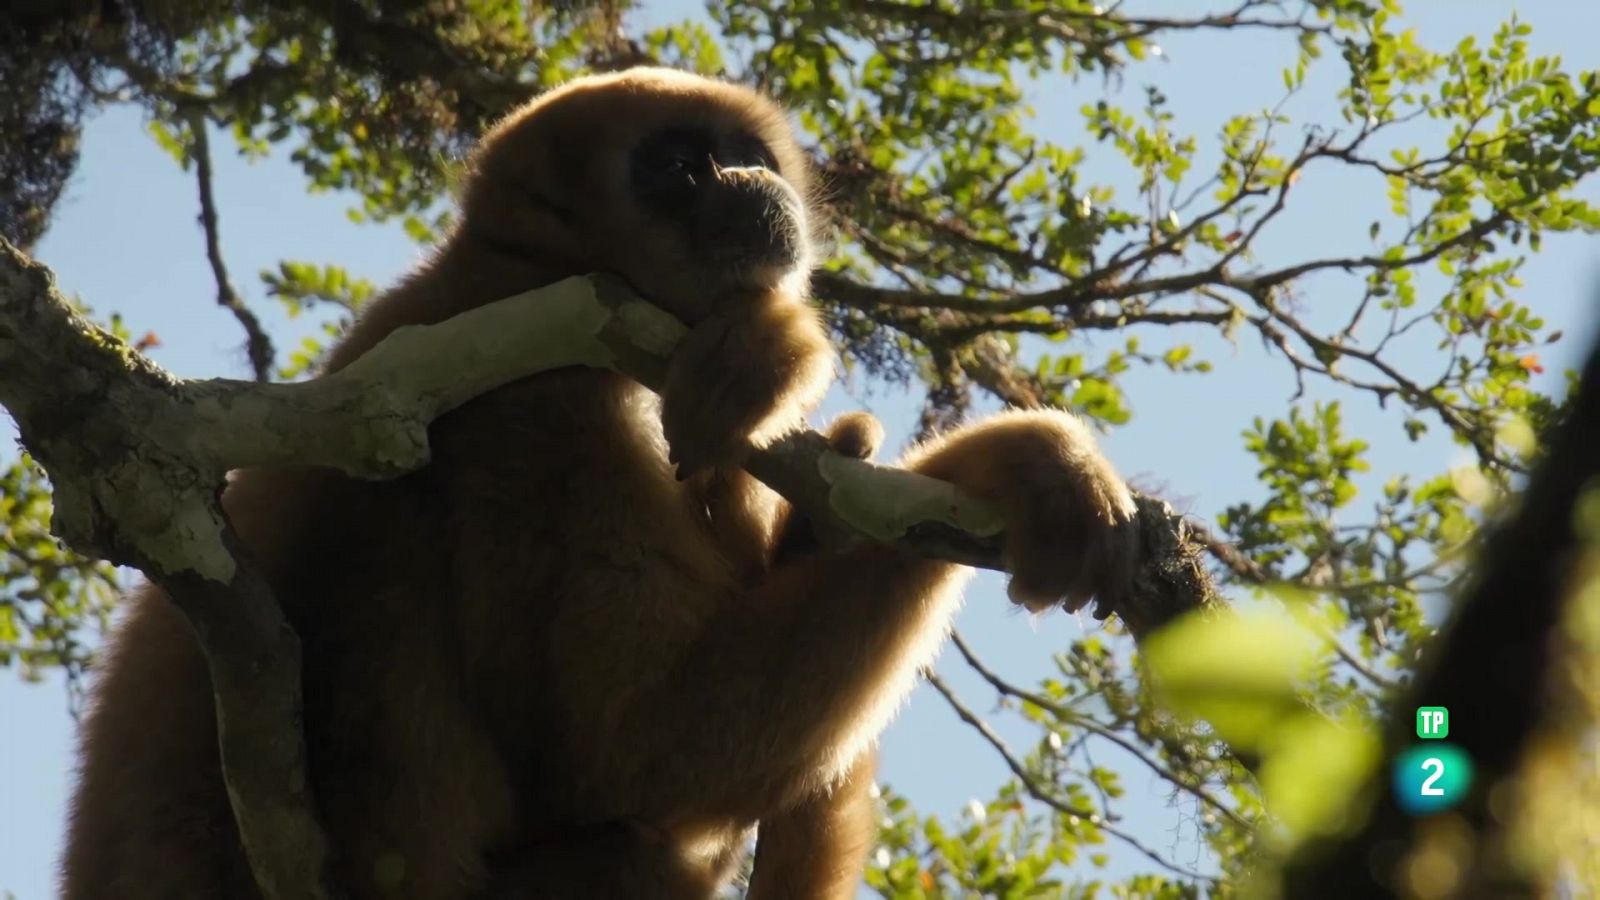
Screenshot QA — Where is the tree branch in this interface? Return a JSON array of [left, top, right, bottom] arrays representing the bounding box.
[[186, 109, 275, 382], [924, 669, 1220, 884], [949, 631, 1252, 831], [0, 244, 333, 897]]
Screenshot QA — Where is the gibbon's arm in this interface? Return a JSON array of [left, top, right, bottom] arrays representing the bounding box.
[[604, 410, 1139, 819]]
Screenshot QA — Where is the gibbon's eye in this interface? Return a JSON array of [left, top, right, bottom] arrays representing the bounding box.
[[723, 133, 778, 172], [632, 126, 717, 211], [663, 153, 697, 178]]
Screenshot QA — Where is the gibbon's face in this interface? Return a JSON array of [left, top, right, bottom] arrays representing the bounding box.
[[461, 67, 820, 322]]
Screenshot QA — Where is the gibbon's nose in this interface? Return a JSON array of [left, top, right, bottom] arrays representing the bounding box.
[[703, 164, 804, 269]]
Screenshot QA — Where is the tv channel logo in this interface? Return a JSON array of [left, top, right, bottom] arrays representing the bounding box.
[[1415, 706, 1448, 739], [1394, 707, 1472, 814]]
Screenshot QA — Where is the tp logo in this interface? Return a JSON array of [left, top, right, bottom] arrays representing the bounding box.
[[1394, 707, 1472, 814], [1416, 706, 1448, 739]]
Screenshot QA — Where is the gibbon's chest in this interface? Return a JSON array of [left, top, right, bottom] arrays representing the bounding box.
[[429, 370, 746, 597], [430, 371, 675, 511], [423, 373, 748, 778]]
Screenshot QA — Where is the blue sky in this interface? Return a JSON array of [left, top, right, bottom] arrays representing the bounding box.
[[4, 2, 1599, 896]]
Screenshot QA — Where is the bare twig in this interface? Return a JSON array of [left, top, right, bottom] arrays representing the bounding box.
[[925, 670, 1220, 884], [1302, 619, 1401, 691], [949, 631, 1252, 831], [187, 110, 275, 382]]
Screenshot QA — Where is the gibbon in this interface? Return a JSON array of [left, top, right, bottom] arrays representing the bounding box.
[[60, 67, 1138, 899]]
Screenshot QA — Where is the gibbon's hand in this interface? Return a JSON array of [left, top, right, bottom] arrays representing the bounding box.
[[908, 409, 1140, 613], [660, 299, 830, 479]]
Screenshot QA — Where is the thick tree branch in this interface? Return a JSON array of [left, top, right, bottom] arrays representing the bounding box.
[[0, 253, 333, 897]]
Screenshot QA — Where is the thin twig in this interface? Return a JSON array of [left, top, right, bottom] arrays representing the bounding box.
[[949, 631, 1253, 831], [1302, 619, 1402, 691], [187, 109, 275, 381], [925, 670, 1220, 884]]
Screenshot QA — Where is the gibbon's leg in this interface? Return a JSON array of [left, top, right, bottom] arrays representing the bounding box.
[[473, 414, 889, 900], [745, 750, 878, 900], [736, 415, 885, 898], [612, 409, 1138, 820], [475, 822, 732, 900], [284, 511, 525, 900], [306, 633, 520, 899], [60, 587, 259, 900], [65, 565, 524, 900]]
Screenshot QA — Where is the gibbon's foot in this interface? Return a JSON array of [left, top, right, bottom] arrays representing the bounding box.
[[822, 411, 884, 462]]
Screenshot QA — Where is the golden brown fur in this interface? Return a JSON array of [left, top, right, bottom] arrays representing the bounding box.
[[60, 68, 1138, 899]]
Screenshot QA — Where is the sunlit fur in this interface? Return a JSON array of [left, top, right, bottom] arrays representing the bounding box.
[[60, 68, 1138, 899]]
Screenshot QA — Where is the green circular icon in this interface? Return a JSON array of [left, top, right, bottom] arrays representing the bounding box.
[[1392, 743, 1473, 814]]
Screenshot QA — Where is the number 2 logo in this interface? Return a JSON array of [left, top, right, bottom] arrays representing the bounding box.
[[1420, 757, 1445, 796], [1394, 744, 1469, 813]]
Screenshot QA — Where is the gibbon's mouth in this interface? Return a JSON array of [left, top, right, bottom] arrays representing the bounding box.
[[699, 166, 808, 280]]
